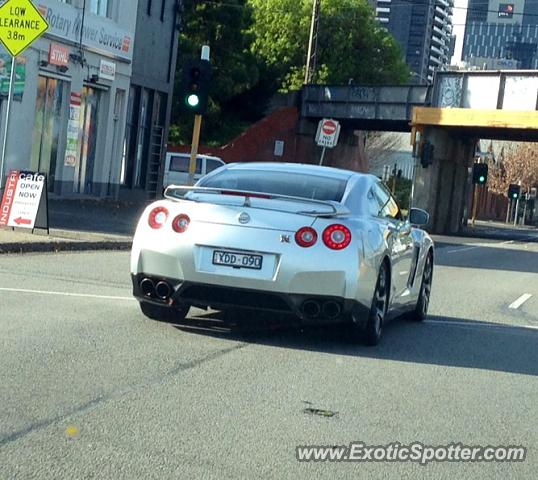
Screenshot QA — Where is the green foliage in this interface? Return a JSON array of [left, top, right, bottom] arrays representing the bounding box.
[[171, 0, 259, 144], [248, 0, 410, 91], [171, 0, 410, 145]]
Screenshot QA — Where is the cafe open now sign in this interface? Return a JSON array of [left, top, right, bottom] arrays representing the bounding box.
[[0, 170, 46, 229]]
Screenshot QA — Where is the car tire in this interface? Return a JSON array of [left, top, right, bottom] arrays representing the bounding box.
[[348, 263, 389, 346], [408, 252, 433, 322], [362, 262, 389, 346], [139, 301, 189, 322]]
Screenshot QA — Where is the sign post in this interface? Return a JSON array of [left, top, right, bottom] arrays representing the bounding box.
[[0, 0, 49, 188], [315, 118, 340, 166]]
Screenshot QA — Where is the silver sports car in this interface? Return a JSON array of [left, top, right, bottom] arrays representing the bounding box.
[[130, 162, 434, 345]]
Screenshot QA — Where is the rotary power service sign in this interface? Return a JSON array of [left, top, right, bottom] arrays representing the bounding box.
[[0, 170, 46, 229], [0, 0, 49, 57]]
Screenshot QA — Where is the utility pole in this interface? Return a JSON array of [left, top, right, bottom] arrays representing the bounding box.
[[304, 0, 321, 84]]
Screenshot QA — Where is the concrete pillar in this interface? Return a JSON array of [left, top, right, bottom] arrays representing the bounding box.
[[413, 127, 475, 234]]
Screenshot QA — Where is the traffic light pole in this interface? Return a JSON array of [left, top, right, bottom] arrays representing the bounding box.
[[187, 46, 210, 186], [188, 114, 203, 186], [471, 184, 479, 226], [514, 195, 520, 227]]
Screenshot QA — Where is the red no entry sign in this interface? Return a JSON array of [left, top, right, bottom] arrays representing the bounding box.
[[322, 120, 337, 135]]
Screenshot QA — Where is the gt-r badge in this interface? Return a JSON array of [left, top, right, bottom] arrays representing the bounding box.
[[238, 212, 251, 224], [280, 234, 291, 243]]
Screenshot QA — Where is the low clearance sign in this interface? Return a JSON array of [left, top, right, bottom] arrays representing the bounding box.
[[0, 170, 46, 229]]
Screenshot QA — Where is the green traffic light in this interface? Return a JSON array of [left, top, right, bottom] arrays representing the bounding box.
[[512, 194, 518, 199], [187, 94, 200, 108], [479, 175, 485, 183]]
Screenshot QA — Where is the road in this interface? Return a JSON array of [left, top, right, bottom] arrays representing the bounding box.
[[0, 235, 537, 479]]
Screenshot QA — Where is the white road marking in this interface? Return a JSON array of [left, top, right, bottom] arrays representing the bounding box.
[[446, 246, 480, 254], [425, 319, 538, 331], [0, 287, 134, 301], [444, 239, 522, 254], [509, 293, 533, 310]]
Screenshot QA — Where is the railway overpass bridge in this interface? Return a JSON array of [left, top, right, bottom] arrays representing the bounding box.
[[299, 71, 538, 234]]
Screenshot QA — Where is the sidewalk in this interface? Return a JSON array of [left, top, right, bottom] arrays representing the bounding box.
[[0, 198, 149, 254], [460, 219, 538, 243]]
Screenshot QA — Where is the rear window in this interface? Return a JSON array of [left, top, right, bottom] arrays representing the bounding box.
[[169, 156, 201, 174], [198, 169, 347, 201]]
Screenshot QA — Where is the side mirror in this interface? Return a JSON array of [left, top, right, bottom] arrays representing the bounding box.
[[409, 208, 430, 226]]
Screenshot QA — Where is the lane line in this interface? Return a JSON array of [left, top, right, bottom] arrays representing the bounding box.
[[446, 246, 481, 254], [509, 293, 533, 310], [425, 319, 538, 331], [0, 287, 134, 302]]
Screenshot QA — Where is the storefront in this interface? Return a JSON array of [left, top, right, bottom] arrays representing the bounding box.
[[0, 0, 137, 198]]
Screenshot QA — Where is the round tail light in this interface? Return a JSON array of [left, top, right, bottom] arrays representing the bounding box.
[[323, 224, 351, 250], [148, 207, 169, 229], [295, 227, 317, 248], [172, 214, 190, 233]]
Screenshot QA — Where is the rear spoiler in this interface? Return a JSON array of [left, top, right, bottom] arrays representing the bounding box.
[[163, 185, 350, 218]]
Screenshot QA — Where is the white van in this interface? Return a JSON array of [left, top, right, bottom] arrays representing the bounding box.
[[163, 152, 225, 188]]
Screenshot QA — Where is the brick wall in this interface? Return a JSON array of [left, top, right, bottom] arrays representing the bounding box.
[[168, 107, 369, 172]]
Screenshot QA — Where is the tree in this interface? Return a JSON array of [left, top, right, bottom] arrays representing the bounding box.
[[171, 0, 259, 145], [488, 142, 538, 195], [248, 0, 410, 91]]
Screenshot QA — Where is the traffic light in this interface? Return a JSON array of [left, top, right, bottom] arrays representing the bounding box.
[[472, 163, 488, 185], [179, 59, 212, 115], [508, 184, 521, 200], [420, 142, 434, 168]]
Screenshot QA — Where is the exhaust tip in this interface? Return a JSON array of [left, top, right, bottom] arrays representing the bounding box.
[[140, 278, 155, 297], [322, 301, 341, 319], [155, 281, 172, 300], [302, 300, 321, 318]]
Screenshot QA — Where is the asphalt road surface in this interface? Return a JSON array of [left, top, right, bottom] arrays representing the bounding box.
[[0, 235, 537, 479]]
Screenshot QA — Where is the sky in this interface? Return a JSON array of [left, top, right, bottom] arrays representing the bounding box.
[[452, 0, 469, 64]]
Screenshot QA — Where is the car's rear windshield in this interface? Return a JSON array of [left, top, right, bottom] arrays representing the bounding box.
[[198, 169, 347, 202]]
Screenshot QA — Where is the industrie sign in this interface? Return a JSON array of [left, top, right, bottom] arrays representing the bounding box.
[[37, 0, 134, 61]]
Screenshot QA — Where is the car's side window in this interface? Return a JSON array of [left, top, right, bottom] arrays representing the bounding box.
[[373, 183, 402, 220], [169, 156, 202, 174], [367, 188, 381, 217]]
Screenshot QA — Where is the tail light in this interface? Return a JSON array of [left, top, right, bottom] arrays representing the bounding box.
[[172, 214, 190, 233], [323, 224, 351, 250], [148, 207, 169, 229], [295, 227, 317, 248]]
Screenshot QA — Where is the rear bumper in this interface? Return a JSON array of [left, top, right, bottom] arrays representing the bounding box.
[[131, 273, 369, 325]]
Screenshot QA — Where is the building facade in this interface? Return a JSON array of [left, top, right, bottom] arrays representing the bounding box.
[[0, 0, 138, 197], [463, 0, 538, 68], [118, 0, 180, 200], [370, 0, 454, 83]]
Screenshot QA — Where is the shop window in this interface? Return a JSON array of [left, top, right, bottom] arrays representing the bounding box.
[[31, 76, 66, 193], [74, 86, 101, 194], [121, 87, 139, 187]]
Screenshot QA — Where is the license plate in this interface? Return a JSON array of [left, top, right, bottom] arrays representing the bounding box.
[[212, 250, 263, 270]]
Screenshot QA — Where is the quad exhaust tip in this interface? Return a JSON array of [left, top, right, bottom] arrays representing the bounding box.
[[155, 281, 172, 300], [301, 299, 342, 319], [322, 301, 341, 319], [302, 300, 321, 318], [140, 278, 155, 297]]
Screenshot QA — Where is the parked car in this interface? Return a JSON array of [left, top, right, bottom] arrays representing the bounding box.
[[131, 162, 434, 345], [162, 152, 225, 188]]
